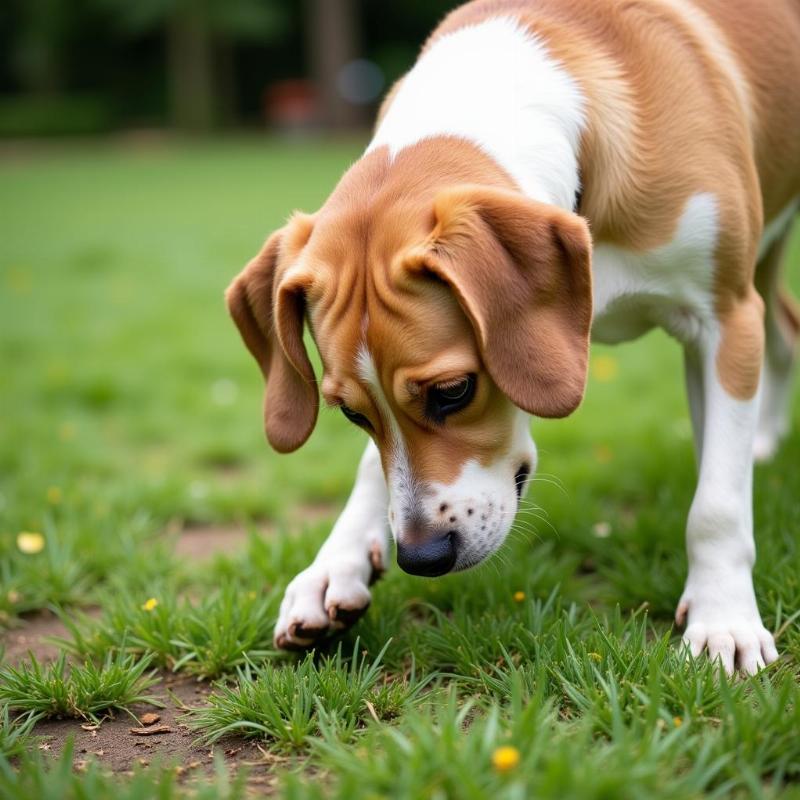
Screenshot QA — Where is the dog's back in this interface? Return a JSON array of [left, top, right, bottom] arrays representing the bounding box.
[[428, 0, 800, 240]]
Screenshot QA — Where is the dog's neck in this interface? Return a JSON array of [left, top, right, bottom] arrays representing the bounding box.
[[367, 16, 585, 211]]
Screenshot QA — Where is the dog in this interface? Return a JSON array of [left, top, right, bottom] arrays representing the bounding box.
[[226, 0, 800, 673]]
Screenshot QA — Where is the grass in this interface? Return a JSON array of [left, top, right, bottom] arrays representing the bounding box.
[[185, 639, 431, 748], [0, 136, 798, 797], [0, 651, 160, 724], [0, 741, 249, 800]]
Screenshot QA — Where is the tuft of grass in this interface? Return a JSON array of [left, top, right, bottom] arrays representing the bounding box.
[[55, 582, 280, 677], [294, 687, 724, 800], [186, 640, 433, 750], [0, 739, 248, 800], [0, 704, 36, 759], [0, 651, 161, 724]]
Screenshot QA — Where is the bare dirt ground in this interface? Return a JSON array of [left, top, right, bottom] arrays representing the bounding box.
[[1, 508, 336, 784], [32, 676, 285, 787]]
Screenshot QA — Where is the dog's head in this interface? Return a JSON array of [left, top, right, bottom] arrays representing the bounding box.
[[227, 146, 592, 576]]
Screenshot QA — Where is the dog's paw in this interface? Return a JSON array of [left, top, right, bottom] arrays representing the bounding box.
[[675, 580, 778, 674], [274, 541, 385, 650]]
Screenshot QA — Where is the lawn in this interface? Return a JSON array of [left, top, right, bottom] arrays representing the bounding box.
[[0, 137, 799, 799]]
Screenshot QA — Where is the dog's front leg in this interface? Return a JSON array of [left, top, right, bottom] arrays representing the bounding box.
[[274, 440, 390, 649], [676, 314, 778, 674]]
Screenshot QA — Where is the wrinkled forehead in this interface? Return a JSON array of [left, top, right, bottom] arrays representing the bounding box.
[[309, 266, 478, 388]]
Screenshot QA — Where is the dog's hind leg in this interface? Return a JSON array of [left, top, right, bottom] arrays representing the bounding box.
[[274, 441, 390, 650], [753, 218, 800, 462]]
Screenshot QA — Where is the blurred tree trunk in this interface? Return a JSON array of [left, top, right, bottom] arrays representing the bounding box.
[[166, 3, 216, 132], [306, 0, 365, 130]]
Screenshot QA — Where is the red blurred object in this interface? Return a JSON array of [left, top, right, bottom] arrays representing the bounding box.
[[264, 80, 319, 130]]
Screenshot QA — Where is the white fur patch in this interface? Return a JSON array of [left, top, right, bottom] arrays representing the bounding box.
[[355, 345, 415, 534], [591, 192, 720, 345], [423, 410, 536, 570], [368, 16, 586, 210]]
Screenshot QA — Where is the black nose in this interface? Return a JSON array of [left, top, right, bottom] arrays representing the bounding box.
[[396, 531, 457, 577]]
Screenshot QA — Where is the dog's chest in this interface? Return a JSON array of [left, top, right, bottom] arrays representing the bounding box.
[[589, 192, 719, 346]]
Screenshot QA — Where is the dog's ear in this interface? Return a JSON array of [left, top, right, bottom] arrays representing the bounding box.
[[225, 215, 318, 452], [406, 185, 593, 418]]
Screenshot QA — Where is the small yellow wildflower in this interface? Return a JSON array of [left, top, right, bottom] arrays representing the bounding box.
[[142, 598, 159, 612], [513, 591, 525, 603], [17, 532, 45, 554], [492, 746, 521, 773], [592, 355, 619, 382], [46, 486, 63, 505], [247, 591, 257, 600], [588, 652, 602, 662], [673, 716, 682, 728]]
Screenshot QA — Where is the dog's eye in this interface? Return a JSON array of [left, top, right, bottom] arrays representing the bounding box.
[[340, 404, 372, 429], [426, 374, 476, 422]]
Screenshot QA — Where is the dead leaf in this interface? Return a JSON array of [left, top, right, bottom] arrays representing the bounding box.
[[140, 712, 161, 726], [129, 725, 172, 736], [365, 699, 380, 724]]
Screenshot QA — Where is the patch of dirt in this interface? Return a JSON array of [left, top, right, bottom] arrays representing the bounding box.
[[33, 676, 283, 784], [174, 502, 338, 563], [173, 523, 256, 561], [2, 609, 77, 665]]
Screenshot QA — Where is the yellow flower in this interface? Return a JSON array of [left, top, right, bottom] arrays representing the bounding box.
[[592, 355, 619, 382], [589, 652, 602, 662], [17, 532, 45, 554], [513, 591, 525, 603], [492, 746, 521, 773], [673, 716, 682, 728], [46, 486, 63, 505], [142, 598, 159, 612]]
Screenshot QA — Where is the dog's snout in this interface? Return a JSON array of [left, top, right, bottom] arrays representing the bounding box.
[[396, 531, 457, 577]]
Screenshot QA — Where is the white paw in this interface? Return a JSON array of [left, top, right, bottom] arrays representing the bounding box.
[[675, 578, 778, 674], [274, 540, 385, 650]]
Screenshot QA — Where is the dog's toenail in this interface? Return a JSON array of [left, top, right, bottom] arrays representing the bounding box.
[[331, 604, 370, 626]]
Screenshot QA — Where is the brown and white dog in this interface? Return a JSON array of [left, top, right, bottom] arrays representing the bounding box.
[[227, 0, 800, 673]]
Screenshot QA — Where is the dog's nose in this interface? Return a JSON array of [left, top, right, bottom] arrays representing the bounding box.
[[396, 531, 457, 577]]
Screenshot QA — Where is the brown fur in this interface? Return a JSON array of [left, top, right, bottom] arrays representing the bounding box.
[[432, 0, 800, 398], [228, 0, 800, 464]]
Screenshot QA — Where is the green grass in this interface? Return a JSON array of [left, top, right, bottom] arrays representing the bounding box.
[[185, 639, 431, 748], [1, 741, 249, 800], [0, 651, 160, 724], [0, 137, 799, 797]]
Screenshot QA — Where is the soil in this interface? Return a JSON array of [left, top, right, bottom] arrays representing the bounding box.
[[1, 505, 338, 783], [32, 676, 282, 786]]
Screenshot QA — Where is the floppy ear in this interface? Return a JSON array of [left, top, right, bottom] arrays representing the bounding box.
[[225, 216, 318, 452], [406, 185, 593, 417]]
